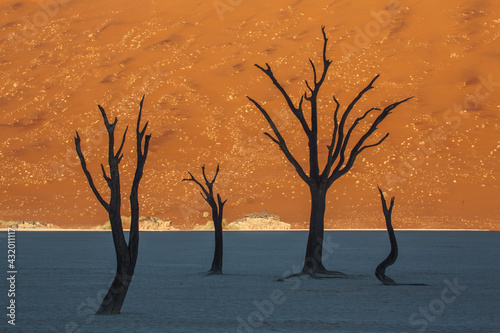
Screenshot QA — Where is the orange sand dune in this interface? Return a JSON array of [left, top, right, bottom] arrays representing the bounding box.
[[0, 0, 499, 229]]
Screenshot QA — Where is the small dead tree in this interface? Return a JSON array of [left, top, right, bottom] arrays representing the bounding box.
[[74, 96, 151, 314], [183, 165, 226, 275], [375, 186, 397, 285], [375, 187, 428, 286], [247, 26, 412, 276]]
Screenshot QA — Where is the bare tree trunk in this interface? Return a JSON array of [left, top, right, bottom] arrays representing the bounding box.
[[183, 165, 226, 275], [303, 186, 327, 273], [375, 187, 398, 285], [97, 265, 133, 315], [375, 187, 428, 286], [248, 27, 413, 277], [210, 209, 223, 274], [75, 96, 150, 314]]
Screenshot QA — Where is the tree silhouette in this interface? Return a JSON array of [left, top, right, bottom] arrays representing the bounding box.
[[183, 164, 227, 275], [375, 187, 428, 286], [375, 186, 397, 285], [74, 96, 151, 314], [247, 27, 412, 275]]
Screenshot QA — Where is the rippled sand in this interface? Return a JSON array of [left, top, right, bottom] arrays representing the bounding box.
[[0, 0, 499, 229]]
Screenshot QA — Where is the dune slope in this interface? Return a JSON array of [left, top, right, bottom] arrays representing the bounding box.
[[0, 0, 499, 229]]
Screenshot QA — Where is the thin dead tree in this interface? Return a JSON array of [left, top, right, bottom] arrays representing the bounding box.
[[247, 26, 413, 276], [74, 95, 151, 314], [375, 187, 428, 286], [183, 164, 227, 275], [375, 186, 398, 285]]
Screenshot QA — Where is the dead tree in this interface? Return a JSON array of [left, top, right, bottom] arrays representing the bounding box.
[[247, 26, 413, 276], [375, 187, 398, 285], [375, 187, 428, 286], [74, 96, 151, 314], [183, 165, 227, 275]]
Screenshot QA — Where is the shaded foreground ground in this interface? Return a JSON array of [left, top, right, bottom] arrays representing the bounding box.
[[1, 0, 499, 230], [3, 230, 499, 332]]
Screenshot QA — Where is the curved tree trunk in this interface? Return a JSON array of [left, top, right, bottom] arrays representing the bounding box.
[[375, 187, 427, 286], [375, 187, 398, 285]]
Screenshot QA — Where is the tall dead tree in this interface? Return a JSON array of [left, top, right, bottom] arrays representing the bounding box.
[[183, 165, 226, 275], [75, 96, 151, 314], [247, 26, 412, 275]]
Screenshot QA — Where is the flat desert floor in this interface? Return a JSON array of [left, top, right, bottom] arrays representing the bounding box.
[[3, 230, 499, 332]]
